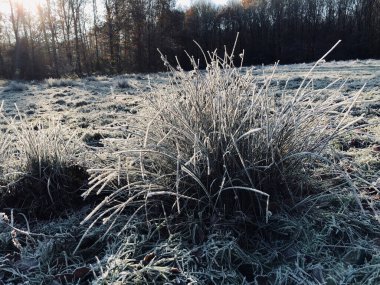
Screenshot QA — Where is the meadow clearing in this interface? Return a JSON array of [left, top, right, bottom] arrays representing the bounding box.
[[0, 56, 380, 284]]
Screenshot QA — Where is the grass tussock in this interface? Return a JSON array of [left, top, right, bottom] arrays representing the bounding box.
[[71, 43, 380, 285], [116, 78, 131, 89], [3, 81, 29, 92], [45, 77, 79, 87], [0, 109, 88, 217], [83, 41, 364, 227]]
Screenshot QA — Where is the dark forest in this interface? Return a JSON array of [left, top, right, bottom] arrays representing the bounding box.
[[0, 0, 379, 79]]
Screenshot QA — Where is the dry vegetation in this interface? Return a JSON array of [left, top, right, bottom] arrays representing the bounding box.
[[0, 49, 380, 284]]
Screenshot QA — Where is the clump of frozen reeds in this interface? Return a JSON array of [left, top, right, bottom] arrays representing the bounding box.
[[0, 108, 88, 217], [82, 40, 364, 229]]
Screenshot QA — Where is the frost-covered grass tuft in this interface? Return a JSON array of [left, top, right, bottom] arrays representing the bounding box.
[[0, 110, 88, 217], [86, 75, 109, 82], [45, 77, 79, 87], [3, 81, 29, 92], [82, 41, 364, 232], [116, 78, 131, 89]]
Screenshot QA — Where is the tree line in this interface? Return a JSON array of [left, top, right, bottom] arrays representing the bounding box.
[[0, 0, 379, 80]]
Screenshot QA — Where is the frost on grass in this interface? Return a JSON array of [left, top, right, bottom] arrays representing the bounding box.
[[45, 77, 80, 87], [0, 110, 88, 218], [3, 81, 29, 92], [76, 43, 380, 283], [0, 51, 379, 284], [83, 41, 364, 225]]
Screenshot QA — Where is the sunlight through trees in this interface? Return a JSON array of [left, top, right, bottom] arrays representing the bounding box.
[[0, 0, 379, 79]]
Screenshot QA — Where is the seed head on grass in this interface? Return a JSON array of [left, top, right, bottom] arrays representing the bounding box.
[[83, 40, 364, 230]]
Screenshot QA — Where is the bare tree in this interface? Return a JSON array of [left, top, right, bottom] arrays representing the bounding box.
[[70, 0, 83, 75], [46, 0, 60, 77], [8, 0, 21, 78], [92, 0, 100, 68], [0, 0, 380, 79]]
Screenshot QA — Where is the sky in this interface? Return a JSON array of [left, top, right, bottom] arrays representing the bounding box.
[[0, 0, 231, 16], [175, 0, 229, 9], [0, 0, 45, 15]]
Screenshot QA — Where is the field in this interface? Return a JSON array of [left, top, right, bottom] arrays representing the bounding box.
[[0, 58, 380, 284]]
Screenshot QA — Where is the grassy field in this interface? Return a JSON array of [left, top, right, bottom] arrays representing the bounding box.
[[0, 55, 379, 284]]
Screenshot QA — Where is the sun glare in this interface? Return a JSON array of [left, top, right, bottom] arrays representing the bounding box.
[[0, 0, 45, 16]]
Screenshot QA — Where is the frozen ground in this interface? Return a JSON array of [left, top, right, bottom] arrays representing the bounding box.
[[1, 60, 379, 158], [1, 59, 379, 125], [0, 59, 379, 284]]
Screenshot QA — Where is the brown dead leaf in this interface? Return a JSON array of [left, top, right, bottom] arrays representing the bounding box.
[[143, 252, 155, 265], [54, 267, 91, 283], [170, 267, 181, 274], [73, 266, 91, 279], [373, 145, 380, 152]]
